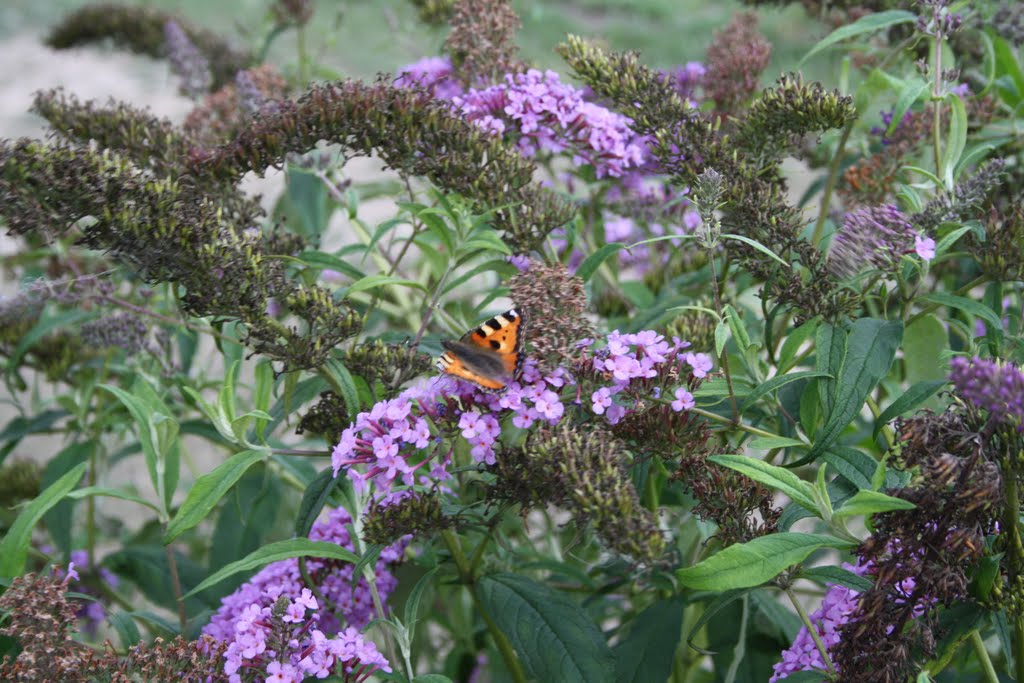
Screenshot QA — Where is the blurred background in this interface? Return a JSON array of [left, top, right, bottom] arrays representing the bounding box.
[[1, 0, 830, 138]]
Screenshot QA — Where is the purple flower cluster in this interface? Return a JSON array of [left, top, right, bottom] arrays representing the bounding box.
[[770, 569, 864, 682], [221, 589, 390, 683], [659, 62, 706, 106], [452, 69, 646, 178], [332, 381, 450, 494], [204, 507, 404, 669], [950, 356, 1024, 430], [455, 360, 570, 463], [829, 204, 935, 277], [582, 331, 709, 424], [394, 55, 463, 100], [333, 362, 569, 492]]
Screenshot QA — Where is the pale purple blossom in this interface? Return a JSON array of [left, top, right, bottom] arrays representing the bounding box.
[[453, 69, 646, 178], [914, 234, 936, 260], [395, 55, 463, 99]]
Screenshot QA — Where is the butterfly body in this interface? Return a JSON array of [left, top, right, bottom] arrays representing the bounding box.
[[436, 308, 525, 391]]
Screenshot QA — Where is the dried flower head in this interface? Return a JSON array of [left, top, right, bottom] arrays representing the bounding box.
[[46, 3, 251, 91], [362, 489, 453, 545], [444, 0, 524, 85], [829, 204, 934, 277], [702, 12, 772, 114], [80, 312, 149, 355], [191, 79, 574, 252], [184, 65, 289, 147], [490, 423, 666, 563], [507, 259, 593, 368], [273, 0, 314, 26], [0, 460, 42, 507], [832, 405, 1002, 682]]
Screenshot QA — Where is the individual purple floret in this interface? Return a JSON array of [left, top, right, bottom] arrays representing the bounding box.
[[949, 356, 1024, 430], [829, 204, 935, 277]]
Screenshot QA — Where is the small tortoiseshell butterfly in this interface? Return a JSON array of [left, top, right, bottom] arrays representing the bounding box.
[[435, 308, 525, 391]]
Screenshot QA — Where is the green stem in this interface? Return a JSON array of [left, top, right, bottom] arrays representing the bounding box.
[[811, 121, 854, 248], [441, 530, 527, 683], [785, 587, 837, 676], [689, 406, 796, 442], [297, 24, 309, 86], [968, 629, 999, 683], [707, 253, 739, 422], [1002, 454, 1024, 683], [164, 543, 188, 632]]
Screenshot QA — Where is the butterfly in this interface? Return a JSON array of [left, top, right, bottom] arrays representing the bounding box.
[[435, 308, 526, 391]]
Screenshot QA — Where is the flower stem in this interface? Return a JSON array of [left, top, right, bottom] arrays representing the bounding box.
[[164, 543, 188, 632], [811, 121, 853, 248], [441, 530, 527, 683], [785, 587, 837, 676], [968, 629, 999, 683], [1002, 454, 1024, 683]]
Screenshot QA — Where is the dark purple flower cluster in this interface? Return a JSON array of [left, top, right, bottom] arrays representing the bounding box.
[[950, 356, 1024, 430], [203, 507, 403, 680], [829, 204, 935, 277], [581, 330, 709, 424]]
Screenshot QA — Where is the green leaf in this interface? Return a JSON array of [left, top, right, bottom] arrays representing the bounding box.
[[576, 243, 626, 282], [404, 565, 440, 632], [724, 304, 752, 352], [323, 360, 360, 421], [815, 323, 844, 417], [709, 455, 817, 514], [874, 380, 946, 437], [799, 10, 916, 66], [294, 466, 344, 538], [993, 35, 1024, 108], [748, 436, 807, 450], [721, 234, 790, 267], [833, 490, 916, 520], [714, 320, 729, 358], [903, 315, 950, 386], [676, 533, 852, 590], [778, 317, 819, 372], [740, 371, 830, 413], [922, 292, 1004, 334], [798, 566, 873, 592], [163, 449, 267, 543], [821, 446, 877, 491], [887, 78, 929, 137], [614, 597, 686, 683], [108, 611, 142, 648], [42, 440, 92, 557], [296, 250, 365, 280], [68, 486, 162, 514], [478, 573, 614, 683], [340, 274, 426, 299], [284, 164, 329, 241], [413, 676, 454, 683], [185, 539, 359, 597], [797, 319, 903, 466], [0, 462, 86, 578], [940, 93, 967, 189]]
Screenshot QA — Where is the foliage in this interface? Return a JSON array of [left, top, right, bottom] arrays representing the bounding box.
[[2, 0, 1024, 681]]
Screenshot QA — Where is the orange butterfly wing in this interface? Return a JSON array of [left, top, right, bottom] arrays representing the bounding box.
[[436, 308, 525, 391]]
